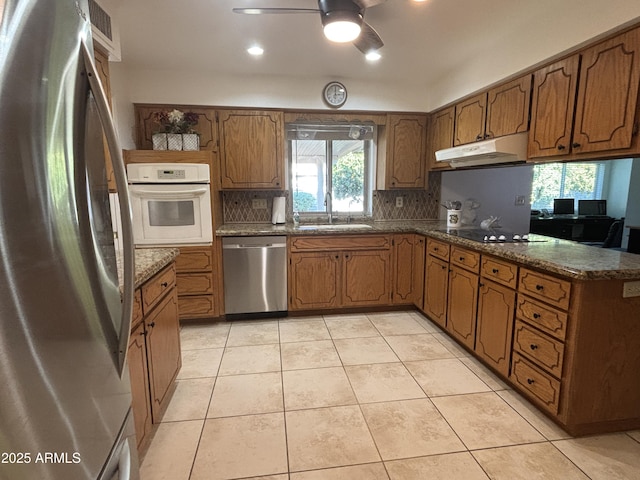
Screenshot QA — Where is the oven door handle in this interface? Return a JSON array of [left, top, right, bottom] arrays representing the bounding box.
[[129, 187, 210, 198]]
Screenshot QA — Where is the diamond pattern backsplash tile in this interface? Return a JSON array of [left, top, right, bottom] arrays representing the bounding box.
[[372, 171, 441, 221], [223, 190, 290, 223], [222, 172, 441, 223]]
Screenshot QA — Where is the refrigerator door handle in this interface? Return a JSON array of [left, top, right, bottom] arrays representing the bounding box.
[[81, 40, 135, 376]]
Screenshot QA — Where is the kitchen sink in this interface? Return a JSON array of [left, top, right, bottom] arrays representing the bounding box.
[[296, 224, 373, 230]]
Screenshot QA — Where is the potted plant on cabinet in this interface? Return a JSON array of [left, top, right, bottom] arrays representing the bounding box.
[[152, 109, 200, 150]]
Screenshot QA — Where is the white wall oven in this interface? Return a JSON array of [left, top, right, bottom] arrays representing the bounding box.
[[127, 163, 213, 246]]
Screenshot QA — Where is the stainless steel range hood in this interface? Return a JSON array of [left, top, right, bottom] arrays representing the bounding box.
[[435, 132, 528, 168]]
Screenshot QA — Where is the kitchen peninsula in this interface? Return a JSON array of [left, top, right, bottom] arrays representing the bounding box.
[[217, 221, 640, 436]]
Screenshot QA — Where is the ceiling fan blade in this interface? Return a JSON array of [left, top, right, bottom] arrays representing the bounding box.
[[232, 8, 319, 14], [353, 21, 383, 54], [352, 0, 387, 9]]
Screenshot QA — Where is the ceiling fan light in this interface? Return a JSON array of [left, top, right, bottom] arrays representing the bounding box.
[[365, 50, 381, 61], [323, 20, 362, 42]]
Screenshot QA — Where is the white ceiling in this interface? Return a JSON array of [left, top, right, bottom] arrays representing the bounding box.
[[112, 0, 640, 109]]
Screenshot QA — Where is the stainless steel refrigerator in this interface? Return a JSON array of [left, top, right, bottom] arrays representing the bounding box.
[[0, 1, 138, 479]]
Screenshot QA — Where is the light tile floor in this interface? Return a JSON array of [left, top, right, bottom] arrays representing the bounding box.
[[139, 311, 640, 480]]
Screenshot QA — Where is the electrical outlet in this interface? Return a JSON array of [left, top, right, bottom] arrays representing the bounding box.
[[623, 281, 640, 298], [395, 196, 404, 208], [515, 195, 527, 206], [252, 198, 267, 210]]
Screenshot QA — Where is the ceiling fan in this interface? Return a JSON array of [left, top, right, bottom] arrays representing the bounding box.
[[232, 0, 386, 54]]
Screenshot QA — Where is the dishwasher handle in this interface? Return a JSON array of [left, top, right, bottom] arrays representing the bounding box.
[[223, 243, 286, 249]]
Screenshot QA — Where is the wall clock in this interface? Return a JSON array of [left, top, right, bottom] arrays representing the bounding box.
[[322, 81, 347, 108]]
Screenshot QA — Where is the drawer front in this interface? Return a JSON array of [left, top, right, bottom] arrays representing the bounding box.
[[177, 272, 214, 295], [141, 264, 176, 315], [175, 247, 213, 272], [450, 246, 480, 273], [427, 238, 450, 261], [516, 294, 568, 340], [513, 320, 564, 377], [178, 295, 215, 318], [518, 268, 571, 310], [481, 256, 518, 289], [511, 353, 561, 414], [132, 289, 143, 328], [290, 235, 391, 252]]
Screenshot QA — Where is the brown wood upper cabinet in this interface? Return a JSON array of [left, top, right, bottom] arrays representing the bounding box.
[[454, 76, 532, 146], [427, 106, 455, 170], [218, 110, 284, 189], [134, 104, 218, 151], [378, 114, 427, 189], [529, 27, 640, 159], [93, 46, 116, 192]]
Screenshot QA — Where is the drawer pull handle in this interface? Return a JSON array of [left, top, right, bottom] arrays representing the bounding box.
[[535, 284, 544, 291], [161, 282, 169, 288], [533, 312, 541, 319], [492, 268, 499, 274], [530, 344, 538, 350], [527, 378, 535, 385]]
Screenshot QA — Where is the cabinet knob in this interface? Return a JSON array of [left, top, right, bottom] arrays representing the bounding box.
[[557, 144, 566, 150], [161, 282, 168, 288], [535, 284, 544, 291], [533, 312, 541, 319], [459, 256, 465, 261], [476, 134, 483, 141], [148, 321, 156, 328], [492, 268, 499, 274], [530, 344, 538, 350], [335, 255, 339, 259], [441, 265, 447, 270], [572, 142, 581, 148], [484, 133, 491, 139], [527, 378, 535, 385]]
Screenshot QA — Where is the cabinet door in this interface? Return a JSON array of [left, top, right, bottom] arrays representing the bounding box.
[[343, 250, 391, 306], [385, 114, 427, 188], [145, 290, 181, 422], [528, 55, 580, 158], [427, 107, 455, 170], [476, 280, 515, 377], [447, 266, 479, 350], [392, 234, 421, 305], [454, 93, 487, 145], [572, 27, 640, 154], [219, 110, 284, 189], [422, 254, 449, 328], [128, 321, 152, 451], [486, 75, 532, 139], [289, 252, 340, 310]]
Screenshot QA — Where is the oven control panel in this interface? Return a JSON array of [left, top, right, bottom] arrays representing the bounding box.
[[158, 169, 186, 180]]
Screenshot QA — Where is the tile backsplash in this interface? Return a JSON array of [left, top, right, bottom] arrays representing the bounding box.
[[222, 171, 441, 223]]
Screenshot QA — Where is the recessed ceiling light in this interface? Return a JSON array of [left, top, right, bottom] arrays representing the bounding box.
[[247, 46, 264, 56], [366, 51, 382, 61]]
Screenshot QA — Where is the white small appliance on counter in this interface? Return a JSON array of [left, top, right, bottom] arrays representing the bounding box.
[[272, 196, 286, 224]]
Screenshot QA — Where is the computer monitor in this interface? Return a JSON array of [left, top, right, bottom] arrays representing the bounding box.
[[553, 198, 575, 215], [578, 199, 607, 216]]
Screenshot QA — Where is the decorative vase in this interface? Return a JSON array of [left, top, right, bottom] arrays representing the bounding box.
[[181, 133, 200, 151], [152, 133, 167, 150], [167, 133, 183, 151]]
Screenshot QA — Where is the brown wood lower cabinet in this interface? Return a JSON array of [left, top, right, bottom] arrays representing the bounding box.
[[475, 279, 516, 377], [447, 266, 478, 350], [127, 262, 181, 453], [175, 246, 216, 320], [391, 234, 425, 306], [422, 254, 449, 328], [288, 235, 391, 311]]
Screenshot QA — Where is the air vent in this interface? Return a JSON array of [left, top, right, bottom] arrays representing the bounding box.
[[88, 0, 112, 41]]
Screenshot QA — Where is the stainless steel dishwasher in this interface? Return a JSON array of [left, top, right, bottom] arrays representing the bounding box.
[[222, 236, 287, 318]]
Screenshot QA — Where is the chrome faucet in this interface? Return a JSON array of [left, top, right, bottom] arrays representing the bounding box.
[[324, 192, 333, 224]]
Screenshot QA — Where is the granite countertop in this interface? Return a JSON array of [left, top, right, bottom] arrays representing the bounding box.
[[216, 221, 640, 281], [117, 247, 180, 290]]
